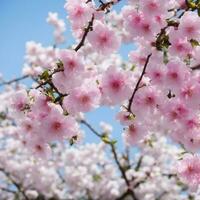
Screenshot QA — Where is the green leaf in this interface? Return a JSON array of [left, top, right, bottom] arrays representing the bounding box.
[[190, 39, 200, 47], [128, 113, 135, 120], [186, 0, 197, 9], [93, 174, 102, 182], [163, 47, 168, 64], [130, 64, 136, 71], [110, 140, 117, 145], [167, 20, 179, 27], [40, 70, 49, 80], [101, 135, 117, 145], [63, 111, 69, 116], [0, 112, 6, 120], [96, 79, 100, 85], [189, 195, 195, 200], [101, 135, 111, 144], [44, 88, 56, 101]]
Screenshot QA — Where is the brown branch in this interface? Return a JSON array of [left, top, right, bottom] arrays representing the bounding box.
[[74, 14, 95, 52], [127, 54, 152, 113], [0, 75, 29, 87], [74, 0, 122, 51], [35, 68, 63, 89], [155, 191, 168, 200], [80, 119, 138, 200], [191, 64, 200, 70], [110, 144, 138, 200], [135, 156, 143, 171], [116, 190, 133, 200], [0, 168, 29, 200], [96, 0, 122, 11], [35, 0, 123, 92], [0, 187, 16, 194], [80, 119, 103, 138]]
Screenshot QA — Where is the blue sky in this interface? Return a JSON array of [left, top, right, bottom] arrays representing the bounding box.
[[0, 0, 137, 150], [0, 0, 68, 79]]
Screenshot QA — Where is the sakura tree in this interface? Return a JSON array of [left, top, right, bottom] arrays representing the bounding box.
[[2, 0, 200, 199]]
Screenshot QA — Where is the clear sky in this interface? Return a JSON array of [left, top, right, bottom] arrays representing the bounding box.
[[0, 0, 137, 150]]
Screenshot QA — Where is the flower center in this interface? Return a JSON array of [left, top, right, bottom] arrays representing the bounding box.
[[111, 80, 122, 91], [80, 95, 90, 104], [52, 121, 62, 131]]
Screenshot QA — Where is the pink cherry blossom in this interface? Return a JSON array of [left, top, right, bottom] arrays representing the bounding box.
[[64, 0, 93, 29], [63, 80, 101, 114], [161, 99, 189, 122], [100, 66, 132, 105], [140, 0, 168, 16], [177, 154, 200, 190], [87, 21, 120, 55], [146, 63, 166, 85], [10, 90, 28, 113], [168, 29, 193, 57], [122, 6, 161, 40], [183, 129, 200, 152], [165, 59, 190, 92], [179, 11, 200, 40], [59, 50, 84, 77], [122, 7, 144, 38], [123, 121, 147, 146], [41, 109, 78, 142], [28, 138, 51, 159], [179, 78, 200, 109], [116, 111, 134, 126], [7, 0, 200, 192], [176, 0, 187, 9], [131, 86, 160, 114]]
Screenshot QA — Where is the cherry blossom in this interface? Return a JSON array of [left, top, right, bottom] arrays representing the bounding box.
[[4, 0, 200, 195], [87, 21, 120, 55]]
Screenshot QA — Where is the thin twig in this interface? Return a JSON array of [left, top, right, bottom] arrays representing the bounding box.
[[155, 191, 168, 200], [116, 190, 130, 200], [97, 0, 122, 11], [135, 156, 143, 171], [0, 168, 29, 200], [0, 187, 16, 194], [191, 64, 200, 70], [127, 54, 152, 113], [110, 143, 138, 200], [35, 0, 123, 91], [74, 14, 95, 52], [80, 119, 102, 138], [80, 119, 138, 200], [0, 75, 29, 87], [35, 68, 63, 89]]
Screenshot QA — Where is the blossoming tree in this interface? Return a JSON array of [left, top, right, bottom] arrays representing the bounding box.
[[2, 0, 200, 199]]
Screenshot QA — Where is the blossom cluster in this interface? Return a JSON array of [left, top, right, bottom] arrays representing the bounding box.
[[46, 12, 66, 44], [0, 110, 198, 200], [7, 0, 200, 192]]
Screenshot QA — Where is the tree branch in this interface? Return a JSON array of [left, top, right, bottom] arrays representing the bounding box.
[[0, 75, 29, 87], [110, 143, 138, 200], [127, 54, 152, 113], [80, 119, 103, 138], [74, 14, 95, 52], [191, 64, 200, 70], [0, 168, 29, 200], [80, 119, 138, 200], [97, 0, 122, 11]]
